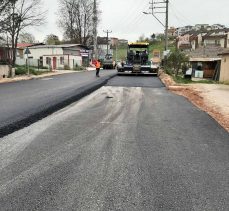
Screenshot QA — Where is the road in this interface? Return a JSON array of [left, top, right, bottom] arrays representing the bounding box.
[[0, 76, 229, 210], [0, 70, 116, 137]]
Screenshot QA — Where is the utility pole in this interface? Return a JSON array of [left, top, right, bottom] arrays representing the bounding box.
[[93, 0, 98, 60], [145, 0, 169, 51], [165, 0, 169, 51], [103, 30, 112, 55]]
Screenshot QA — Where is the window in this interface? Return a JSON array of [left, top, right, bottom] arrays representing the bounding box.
[[60, 57, 64, 65], [46, 57, 51, 65]]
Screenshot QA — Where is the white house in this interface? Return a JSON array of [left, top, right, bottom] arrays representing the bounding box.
[[26, 44, 90, 70]]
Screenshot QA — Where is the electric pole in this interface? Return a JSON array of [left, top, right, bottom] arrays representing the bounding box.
[[93, 0, 98, 60], [103, 30, 112, 55], [145, 0, 169, 51], [165, 0, 169, 51]]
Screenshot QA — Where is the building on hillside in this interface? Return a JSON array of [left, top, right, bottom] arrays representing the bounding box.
[[27, 44, 90, 70], [118, 39, 128, 45], [168, 27, 177, 37], [193, 24, 210, 31], [211, 24, 226, 30], [110, 37, 119, 47], [175, 26, 193, 36], [177, 30, 208, 50], [202, 29, 229, 48], [218, 49, 229, 82]]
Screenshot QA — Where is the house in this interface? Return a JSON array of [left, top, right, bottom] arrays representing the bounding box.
[[168, 27, 177, 37], [203, 29, 229, 48], [193, 24, 209, 31], [187, 46, 224, 79], [177, 30, 208, 50], [0, 43, 12, 78], [175, 26, 193, 36], [118, 39, 128, 45], [27, 44, 90, 70], [218, 49, 229, 82]]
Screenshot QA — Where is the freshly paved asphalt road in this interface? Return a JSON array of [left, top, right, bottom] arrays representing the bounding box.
[[0, 76, 229, 210], [0, 70, 116, 137]]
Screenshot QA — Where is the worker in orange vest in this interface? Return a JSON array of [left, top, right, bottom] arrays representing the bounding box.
[[96, 60, 101, 77]]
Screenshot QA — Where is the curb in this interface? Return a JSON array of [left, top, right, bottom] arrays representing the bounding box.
[[0, 73, 116, 138]]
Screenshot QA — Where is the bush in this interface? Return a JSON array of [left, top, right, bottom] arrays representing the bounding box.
[[15, 65, 50, 75], [74, 64, 84, 71], [64, 65, 70, 70], [15, 65, 28, 75], [167, 50, 189, 76]]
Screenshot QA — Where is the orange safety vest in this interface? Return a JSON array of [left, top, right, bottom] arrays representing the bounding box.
[[96, 61, 101, 69]]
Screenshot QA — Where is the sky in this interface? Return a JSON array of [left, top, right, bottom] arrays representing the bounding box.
[[30, 0, 229, 42]]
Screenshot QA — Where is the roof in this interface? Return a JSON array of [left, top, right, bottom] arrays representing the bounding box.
[[17, 43, 44, 49], [186, 46, 224, 59], [29, 44, 89, 49], [17, 43, 33, 48], [218, 49, 229, 55], [189, 58, 221, 62], [128, 42, 149, 48]]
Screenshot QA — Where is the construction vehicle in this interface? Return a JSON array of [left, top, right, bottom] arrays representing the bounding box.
[[102, 54, 114, 69], [117, 42, 159, 75]]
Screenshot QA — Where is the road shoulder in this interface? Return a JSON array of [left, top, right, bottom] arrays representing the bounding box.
[[159, 71, 229, 132]]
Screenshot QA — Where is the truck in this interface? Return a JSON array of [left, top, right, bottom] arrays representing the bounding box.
[[117, 42, 159, 75], [102, 54, 114, 69]]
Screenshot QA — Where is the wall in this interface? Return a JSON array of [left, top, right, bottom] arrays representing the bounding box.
[[0, 65, 10, 78], [42, 55, 82, 70], [220, 54, 229, 82], [28, 47, 63, 60]]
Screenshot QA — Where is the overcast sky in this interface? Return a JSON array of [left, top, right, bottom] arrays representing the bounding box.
[[31, 0, 229, 42]]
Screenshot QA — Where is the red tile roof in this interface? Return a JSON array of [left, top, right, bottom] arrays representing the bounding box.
[[17, 43, 33, 48]]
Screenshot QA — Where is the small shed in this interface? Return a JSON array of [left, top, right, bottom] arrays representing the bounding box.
[[186, 46, 224, 79], [219, 49, 229, 82]]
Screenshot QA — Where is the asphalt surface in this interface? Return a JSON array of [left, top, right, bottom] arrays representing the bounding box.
[[0, 70, 116, 138], [0, 76, 229, 210]]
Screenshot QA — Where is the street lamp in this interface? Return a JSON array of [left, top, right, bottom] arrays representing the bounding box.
[[142, 11, 165, 27]]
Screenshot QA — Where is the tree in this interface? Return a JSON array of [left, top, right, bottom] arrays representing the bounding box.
[[0, 0, 46, 66], [57, 0, 94, 45], [45, 34, 61, 45], [19, 32, 35, 43], [167, 50, 189, 76], [138, 34, 145, 42], [0, 0, 16, 14]]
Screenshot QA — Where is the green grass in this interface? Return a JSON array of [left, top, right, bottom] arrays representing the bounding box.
[[173, 75, 217, 84], [15, 65, 51, 75]]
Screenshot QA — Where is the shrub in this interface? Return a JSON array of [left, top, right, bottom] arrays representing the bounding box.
[[64, 65, 70, 70]]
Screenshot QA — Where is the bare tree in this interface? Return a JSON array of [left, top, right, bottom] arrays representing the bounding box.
[[58, 0, 94, 45], [19, 32, 36, 43], [0, 0, 46, 66]]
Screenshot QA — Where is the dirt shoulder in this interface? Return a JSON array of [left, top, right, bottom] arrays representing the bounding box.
[[159, 71, 229, 132]]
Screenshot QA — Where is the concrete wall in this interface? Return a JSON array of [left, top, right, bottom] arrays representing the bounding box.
[[0, 65, 10, 78], [28, 47, 63, 60], [42, 55, 82, 70], [220, 54, 229, 82]]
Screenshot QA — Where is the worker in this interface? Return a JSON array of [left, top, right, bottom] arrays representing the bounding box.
[[95, 60, 101, 77]]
